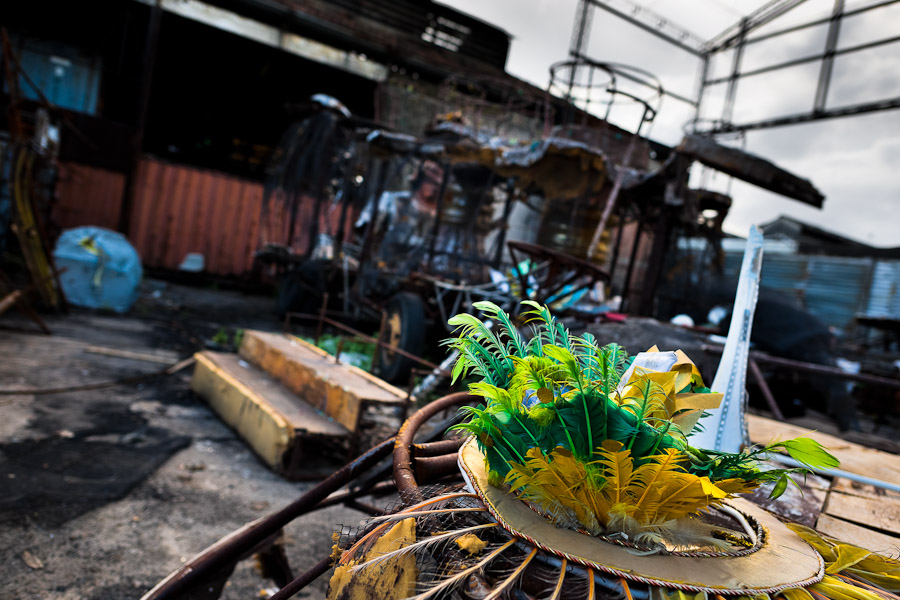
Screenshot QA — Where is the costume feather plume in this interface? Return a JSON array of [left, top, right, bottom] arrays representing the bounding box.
[[448, 301, 839, 544], [349, 523, 500, 573]]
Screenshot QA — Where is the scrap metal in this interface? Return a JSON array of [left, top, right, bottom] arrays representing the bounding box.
[[678, 135, 825, 207]]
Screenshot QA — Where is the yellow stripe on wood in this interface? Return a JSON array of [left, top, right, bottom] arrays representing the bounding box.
[[239, 331, 406, 432], [191, 351, 293, 469]]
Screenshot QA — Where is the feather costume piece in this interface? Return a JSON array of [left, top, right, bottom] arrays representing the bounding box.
[[329, 302, 898, 600], [450, 301, 836, 546]]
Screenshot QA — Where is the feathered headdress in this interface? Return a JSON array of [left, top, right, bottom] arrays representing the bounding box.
[[329, 302, 900, 600], [445, 300, 836, 548]]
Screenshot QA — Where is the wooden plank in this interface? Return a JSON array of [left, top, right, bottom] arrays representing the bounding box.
[[191, 351, 291, 470], [191, 351, 347, 473], [287, 334, 409, 398], [748, 414, 900, 488], [824, 489, 900, 536], [84, 345, 179, 365], [743, 471, 829, 528], [238, 330, 407, 432], [815, 514, 900, 556], [831, 476, 900, 502]]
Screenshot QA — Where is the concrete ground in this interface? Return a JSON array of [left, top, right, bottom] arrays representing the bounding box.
[[0, 281, 367, 600]]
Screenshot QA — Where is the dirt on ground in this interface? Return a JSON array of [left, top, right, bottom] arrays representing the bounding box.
[[0, 281, 369, 600]]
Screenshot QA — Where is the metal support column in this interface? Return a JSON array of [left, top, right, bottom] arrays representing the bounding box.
[[721, 18, 748, 125], [694, 53, 710, 126], [119, 0, 162, 235], [813, 0, 845, 113]]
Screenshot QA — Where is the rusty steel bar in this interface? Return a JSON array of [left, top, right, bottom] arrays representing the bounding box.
[[348, 408, 468, 497], [413, 438, 464, 458], [334, 336, 345, 364], [415, 453, 462, 483], [702, 344, 900, 390], [141, 437, 396, 600], [345, 499, 383, 515], [393, 392, 476, 503], [748, 358, 785, 421], [314, 293, 329, 346], [268, 555, 333, 600], [314, 481, 396, 511]]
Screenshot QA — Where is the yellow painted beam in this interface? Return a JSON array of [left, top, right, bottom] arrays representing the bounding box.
[[239, 331, 406, 432], [191, 351, 293, 470]]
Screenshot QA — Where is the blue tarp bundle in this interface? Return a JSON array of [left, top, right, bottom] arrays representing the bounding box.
[[54, 226, 142, 313]]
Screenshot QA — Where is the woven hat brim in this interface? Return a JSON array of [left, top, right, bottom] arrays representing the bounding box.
[[458, 436, 824, 595]]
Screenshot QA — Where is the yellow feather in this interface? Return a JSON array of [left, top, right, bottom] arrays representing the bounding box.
[[508, 444, 744, 538], [594, 444, 633, 506]]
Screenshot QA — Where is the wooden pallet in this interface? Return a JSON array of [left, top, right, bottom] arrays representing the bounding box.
[[749, 414, 900, 555]]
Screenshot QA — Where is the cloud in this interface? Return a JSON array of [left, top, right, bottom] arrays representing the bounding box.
[[713, 117, 900, 246]]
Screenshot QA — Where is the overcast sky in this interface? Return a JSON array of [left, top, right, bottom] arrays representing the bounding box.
[[443, 0, 900, 247]]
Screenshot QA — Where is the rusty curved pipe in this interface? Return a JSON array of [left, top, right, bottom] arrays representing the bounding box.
[[393, 392, 476, 503], [413, 438, 464, 457], [415, 453, 464, 483]]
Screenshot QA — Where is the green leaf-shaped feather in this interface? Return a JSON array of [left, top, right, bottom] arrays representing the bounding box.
[[781, 437, 840, 470]]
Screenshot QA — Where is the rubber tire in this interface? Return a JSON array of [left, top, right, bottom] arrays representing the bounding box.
[[378, 292, 426, 384]]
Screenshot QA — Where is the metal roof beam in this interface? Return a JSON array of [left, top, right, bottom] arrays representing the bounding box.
[[587, 0, 705, 57], [705, 0, 808, 52], [703, 34, 900, 85], [740, 0, 900, 47], [701, 96, 900, 133]]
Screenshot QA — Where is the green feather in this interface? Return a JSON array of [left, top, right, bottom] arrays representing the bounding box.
[[472, 300, 526, 357]]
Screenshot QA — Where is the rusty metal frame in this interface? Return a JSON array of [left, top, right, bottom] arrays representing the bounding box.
[[570, 0, 900, 134], [699, 0, 900, 133]]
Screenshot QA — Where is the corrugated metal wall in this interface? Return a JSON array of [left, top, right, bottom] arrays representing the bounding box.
[[129, 157, 265, 275], [867, 261, 900, 318], [15, 38, 102, 114], [806, 257, 873, 329], [722, 252, 878, 331], [54, 162, 125, 231]]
